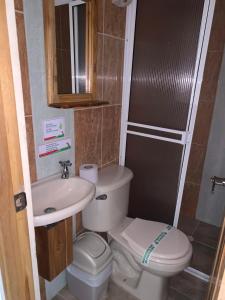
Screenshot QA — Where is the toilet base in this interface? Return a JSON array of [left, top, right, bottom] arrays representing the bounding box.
[[111, 241, 168, 300], [111, 268, 168, 300]]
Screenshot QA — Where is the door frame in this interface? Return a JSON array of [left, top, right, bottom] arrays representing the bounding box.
[[1, 0, 40, 298]]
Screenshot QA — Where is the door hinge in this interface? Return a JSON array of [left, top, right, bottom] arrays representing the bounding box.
[[14, 192, 27, 212]]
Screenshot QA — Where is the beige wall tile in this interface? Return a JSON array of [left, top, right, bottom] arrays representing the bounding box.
[[16, 12, 32, 116], [74, 108, 102, 174], [103, 36, 124, 104], [104, 0, 126, 38], [25, 116, 37, 183], [102, 105, 121, 165]]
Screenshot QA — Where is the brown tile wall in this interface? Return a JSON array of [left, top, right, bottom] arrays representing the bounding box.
[[14, 0, 37, 183], [75, 0, 126, 231], [181, 0, 225, 217]]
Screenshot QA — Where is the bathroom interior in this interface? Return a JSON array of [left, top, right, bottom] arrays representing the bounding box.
[[1, 0, 225, 299]]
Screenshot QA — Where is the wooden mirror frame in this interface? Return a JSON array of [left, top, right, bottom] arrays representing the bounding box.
[[43, 0, 104, 108]]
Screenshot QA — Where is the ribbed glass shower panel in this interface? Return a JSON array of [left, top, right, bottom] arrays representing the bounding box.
[[128, 0, 205, 130], [126, 135, 183, 224]]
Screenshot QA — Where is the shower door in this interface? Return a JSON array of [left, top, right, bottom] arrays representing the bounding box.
[[120, 0, 214, 225]]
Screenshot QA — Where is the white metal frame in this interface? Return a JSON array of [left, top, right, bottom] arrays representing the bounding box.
[[119, 0, 216, 280]]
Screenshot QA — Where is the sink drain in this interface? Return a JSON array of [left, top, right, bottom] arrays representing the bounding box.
[[44, 207, 56, 214]]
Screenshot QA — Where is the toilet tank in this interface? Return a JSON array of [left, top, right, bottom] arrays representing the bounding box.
[[82, 165, 133, 232]]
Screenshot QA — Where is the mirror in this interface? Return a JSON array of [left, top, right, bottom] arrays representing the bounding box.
[[43, 0, 104, 108]]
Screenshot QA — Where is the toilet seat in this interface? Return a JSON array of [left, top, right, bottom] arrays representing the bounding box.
[[109, 217, 192, 266]]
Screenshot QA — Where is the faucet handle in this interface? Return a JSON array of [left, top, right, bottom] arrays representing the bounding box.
[[59, 160, 72, 167]]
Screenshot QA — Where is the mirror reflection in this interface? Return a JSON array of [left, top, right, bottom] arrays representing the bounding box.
[[55, 0, 87, 94]]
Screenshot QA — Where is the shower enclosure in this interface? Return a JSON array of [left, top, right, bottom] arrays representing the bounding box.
[[120, 0, 218, 280]]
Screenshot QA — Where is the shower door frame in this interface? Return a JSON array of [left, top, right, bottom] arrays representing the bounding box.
[[119, 0, 215, 227], [119, 0, 216, 281]]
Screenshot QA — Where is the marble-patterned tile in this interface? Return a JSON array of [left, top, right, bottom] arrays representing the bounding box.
[[180, 182, 200, 218], [16, 12, 32, 116], [25, 116, 37, 183], [96, 34, 104, 101], [104, 0, 126, 38], [74, 108, 102, 174], [97, 0, 104, 33], [199, 51, 222, 103], [178, 215, 200, 236], [102, 106, 121, 166], [170, 272, 209, 300], [186, 143, 206, 184], [191, 241, 216, 275], [14, 0, 23, 11], [103, 36, 124, 104], [194, 221, 220, 249]]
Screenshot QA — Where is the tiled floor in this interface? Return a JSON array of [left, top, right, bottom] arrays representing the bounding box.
[[53, 272, 208, 300], [178, 215, 220, 275]]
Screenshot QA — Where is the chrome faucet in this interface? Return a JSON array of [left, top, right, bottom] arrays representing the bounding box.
[[59, 160, 72, 179], [211, 176, 225, 192]]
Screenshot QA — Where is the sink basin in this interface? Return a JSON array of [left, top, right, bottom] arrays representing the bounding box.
[[32, 175, 95, 227]]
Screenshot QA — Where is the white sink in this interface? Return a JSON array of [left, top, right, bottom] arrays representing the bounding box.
[[31, 175, 95, 227]]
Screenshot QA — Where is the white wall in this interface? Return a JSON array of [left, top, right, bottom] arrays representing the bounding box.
[[196, 49, 225, 227], [23, 0, 75, 180]]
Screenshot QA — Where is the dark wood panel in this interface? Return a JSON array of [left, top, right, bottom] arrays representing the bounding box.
[[126, 135, 183, 225], [35, 217, 73, 281]]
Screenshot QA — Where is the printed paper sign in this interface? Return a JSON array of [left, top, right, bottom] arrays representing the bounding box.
[[43, 117, 65, 141], [38, 138, 71, 158]]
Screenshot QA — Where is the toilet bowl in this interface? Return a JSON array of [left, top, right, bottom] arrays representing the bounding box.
[[82, 165, 192, 300]]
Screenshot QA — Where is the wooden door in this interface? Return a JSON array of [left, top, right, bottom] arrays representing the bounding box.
[[0, 0, 35, 299], [208, 216, 225, 300]]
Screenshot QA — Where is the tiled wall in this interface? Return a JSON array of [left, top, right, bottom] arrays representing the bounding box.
[[181, 0, 225, 218], [74, 1, 126, 173], [14, 0, 37, 183], [74, 1, 126, 231]]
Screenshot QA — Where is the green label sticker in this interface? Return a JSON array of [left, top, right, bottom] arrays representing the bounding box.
[[142, 225, 173, 265]]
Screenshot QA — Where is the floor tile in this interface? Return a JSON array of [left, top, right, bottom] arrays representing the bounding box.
[[170, 272, 208, 300], [191, 241, 216, 275], [167, 288, 190, 300], [193, 221, 220, 249], [107, 281, 139, 300], [178, 215, 200, 236], [58, 287, 78, 300], [54, 273, 209, 300], [52, 295, 64, 300]]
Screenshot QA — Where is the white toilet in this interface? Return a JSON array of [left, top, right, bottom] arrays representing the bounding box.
[[82, 165, 192, 300]]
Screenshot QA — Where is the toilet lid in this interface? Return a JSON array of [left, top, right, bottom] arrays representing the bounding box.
[[121, 218, 190, 262]]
